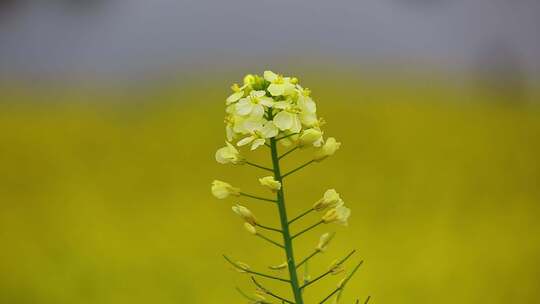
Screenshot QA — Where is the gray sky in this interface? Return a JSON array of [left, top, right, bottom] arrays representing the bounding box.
[[0, 0, 539, 79]]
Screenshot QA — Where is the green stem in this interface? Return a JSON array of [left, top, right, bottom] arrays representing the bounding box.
[[240, 192, 277, 203], [288, 208, 315, 225], [269, 136, 304, 304], [292, 220, 324, 239], [282, 160, 315, 178], [275, 132, 299, 141]]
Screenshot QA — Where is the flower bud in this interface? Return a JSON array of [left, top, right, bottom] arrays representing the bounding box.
[[215, 142, 245, 165], [244, 222, 257, 235], [269, 261, 288, 270], [258, 176, 281, 192], [211, 180, 240, 199], [313, 189, 342, 211], [298, 128, 323, 148], [316, 232, 335, 252], [328, 259, 345, 275], [322, 205, 351, 226], [243, 74, 256, 86], [232, 204, 258, 225], [235, 261, 250, 273], [314, 137, 341, 161]]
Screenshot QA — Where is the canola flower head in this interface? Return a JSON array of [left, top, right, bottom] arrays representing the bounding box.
[[221, 70, 341, 151], [211, 180, 241, 199]]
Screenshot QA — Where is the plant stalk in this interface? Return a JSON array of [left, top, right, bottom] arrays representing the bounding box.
[[269, 136, 304, 304]]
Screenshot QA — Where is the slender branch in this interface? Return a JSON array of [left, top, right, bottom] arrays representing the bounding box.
[[364, 296, 371, 304], [235, 287, 258, 302], [282, 160, 315, 178], [251, 277, 295, 304], [240, 192, 277, 203], [288, 208, 315, 225], [256, 223, 283, 233], [292, 220, 324, 240], [256, 233, 285, 249], [296, 250, 320, 269], [279, 146, 298, 160], [223, 255, 290, 283], [318, 287, 342, 304], [318, 261, 364, 304], [275, 132, 299, 141], [265, 143, 272, 148], [300, 250, 356, 289], [246, 161, 274, 172]]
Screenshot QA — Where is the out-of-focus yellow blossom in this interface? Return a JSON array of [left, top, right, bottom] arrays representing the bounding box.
[[313, 189, 342, 211], [322, 205, 351, 226], [211, 180, 240, 199], [215, 142, 244, 164], [298, 128, 323, 148], [244, 222, 257, 235], [316, 232, 336, 252], [258, 176, 281, 191], [237, 121, 278, 150], [232, 204, 258, 225], [314, 137, 341, 161]]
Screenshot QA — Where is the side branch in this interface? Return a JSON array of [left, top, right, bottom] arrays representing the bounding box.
[[292, 220, 324, 239], [288, 208, 315, 225], [223, 255, 291, 283], [300, 250, 357, 289], [240, 192, 277, 203], [245, 161, 274, 172], [296, 250, 320, 269], [256, 223, 283, 233], [275, 133, 299, 141], [279, 146, 298, 160], [251, 277, 295, 304], [282, 160, 315, 178], [256, 233, 285, 249], [318, 260, 364, 304]]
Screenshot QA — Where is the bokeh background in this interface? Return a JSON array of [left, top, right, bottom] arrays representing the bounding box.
[[1, 1, 539, 303]]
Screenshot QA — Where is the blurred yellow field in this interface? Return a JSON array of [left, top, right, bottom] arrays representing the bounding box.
[[1, 79, 539, 303]]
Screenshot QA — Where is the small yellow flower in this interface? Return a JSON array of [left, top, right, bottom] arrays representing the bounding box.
[[314, 137, 341, 161], [316, 232, 336, 252], [211, 180, 240, 199], [258, 176, 281, 192], [322, 205, 351, 226], [264, 70, 295, 96], [313, 189, 342, 211], [298, 128, 323, 148], [244, 222, 257, 235], [215, 142, 244, 165], [232, 204, 258, 225]]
